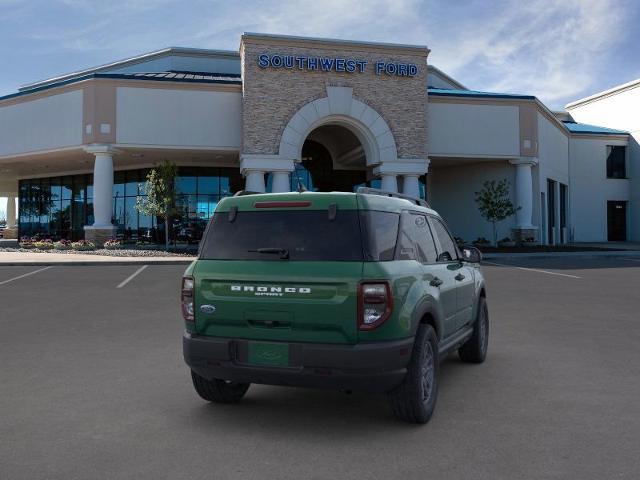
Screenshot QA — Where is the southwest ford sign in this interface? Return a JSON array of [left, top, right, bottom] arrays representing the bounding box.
[[257, 54, 418, 77]]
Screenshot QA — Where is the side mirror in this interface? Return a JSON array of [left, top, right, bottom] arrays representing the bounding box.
[[461, 246, 482, 263]]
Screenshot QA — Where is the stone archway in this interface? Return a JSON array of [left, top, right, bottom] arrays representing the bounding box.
[[278, 86, 398, 167]]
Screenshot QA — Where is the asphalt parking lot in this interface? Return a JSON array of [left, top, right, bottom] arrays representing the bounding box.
[[2, 257, 640, 479]]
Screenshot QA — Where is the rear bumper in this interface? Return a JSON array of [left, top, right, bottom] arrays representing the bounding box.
[[183, 333, 414, 393]]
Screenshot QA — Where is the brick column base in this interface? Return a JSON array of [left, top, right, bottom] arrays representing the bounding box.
[[2, 227, 18, 239], [511, 228, 538, 243], [84, 227, 116, 247]]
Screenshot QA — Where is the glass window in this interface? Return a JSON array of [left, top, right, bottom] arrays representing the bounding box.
[[201, 210, 363, 261], [124, 197, 138, 240], [396, 212, 437, 263], [61, 177, 73, 200], [197, 175, 219, 195], [125, 171, 139, 196], [361, 211, 399, 261], [60, 199, 72, 237], [86, 175, 93, 199], [176, 175, 197, 194], [606, 146, 626, 179], [114, 196, 125, 230], [430, 217, 458, 262], [113, 171, 126, 198], [72, 176, 86, 201]]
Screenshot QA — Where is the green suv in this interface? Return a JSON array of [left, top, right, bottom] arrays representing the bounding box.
[[182, 188, 488, 423]]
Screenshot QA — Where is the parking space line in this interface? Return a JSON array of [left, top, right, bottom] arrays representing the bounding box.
[[0, 266, 53, 286], [117, 265, 148, 289], [483, 261, 581, 279]]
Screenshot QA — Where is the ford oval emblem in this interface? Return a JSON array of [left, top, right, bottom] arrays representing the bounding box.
[[200, 305, 216, 314]]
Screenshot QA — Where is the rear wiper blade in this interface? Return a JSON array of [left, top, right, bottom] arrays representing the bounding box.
[[248, 247, 290, 259]]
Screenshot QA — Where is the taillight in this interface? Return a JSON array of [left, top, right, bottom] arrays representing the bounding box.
[[181, 276, 195, 322], [358, 281, 393, 330]]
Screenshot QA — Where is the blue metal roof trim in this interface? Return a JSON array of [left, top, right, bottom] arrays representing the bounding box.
[[562, 121, 628, 135], [0, 72, 242, 102], [428, 87, 536, 100]]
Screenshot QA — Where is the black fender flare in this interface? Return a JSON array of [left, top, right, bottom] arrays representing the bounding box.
[[410, 297, 445, 340]]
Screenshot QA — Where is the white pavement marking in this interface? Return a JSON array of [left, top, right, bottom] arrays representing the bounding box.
[[117, 265, 148, 289], [0, 266, 52, 286], [483, 261, 581, 279], [624, 258, 640, 262]]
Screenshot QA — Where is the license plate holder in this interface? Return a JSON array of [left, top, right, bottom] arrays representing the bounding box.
[[247, 342, 290, 368]]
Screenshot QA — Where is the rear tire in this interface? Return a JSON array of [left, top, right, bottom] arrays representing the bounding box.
[[388, 325, 439, 424], [190, 370, 250, 403], [458, 296, 489, 363]]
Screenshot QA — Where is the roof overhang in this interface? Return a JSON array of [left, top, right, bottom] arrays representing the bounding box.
[[19, 47, 240, 93]]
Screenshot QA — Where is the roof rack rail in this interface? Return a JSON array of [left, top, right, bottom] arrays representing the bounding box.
[[356, 187, 430, 209], [233, 190, 262, 196]]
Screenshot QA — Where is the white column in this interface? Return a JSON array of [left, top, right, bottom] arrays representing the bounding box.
[[92, 151, 115, 227], [6, 195, 16, 229], [271, 171, 290, 193], [380, 174, 398, 193], [245, 170, 266, 193], [402, 174, 420, 198], [509, 158, 538, 229]]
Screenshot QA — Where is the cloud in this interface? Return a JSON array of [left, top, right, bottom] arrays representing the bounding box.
[[424, 0, 632, 108], [1, 0, 636, 109]]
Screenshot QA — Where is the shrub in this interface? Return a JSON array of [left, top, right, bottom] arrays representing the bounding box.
[[473, 237, 491, 245], [54, 239, 72, 250], [33, 239, 54, 250], [103, 238, 122, 250], [71, 240, 96, 251], [19, 236, 35, 249]]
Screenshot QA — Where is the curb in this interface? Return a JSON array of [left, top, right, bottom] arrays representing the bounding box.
[[482, 251, 640, 260], [0, 259, 194, 266]]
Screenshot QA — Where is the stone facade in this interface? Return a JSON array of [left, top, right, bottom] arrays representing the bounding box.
[[240, 34, 429, 161]]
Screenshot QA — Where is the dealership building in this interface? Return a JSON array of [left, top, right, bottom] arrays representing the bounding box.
[[0, 33, 637, 245]]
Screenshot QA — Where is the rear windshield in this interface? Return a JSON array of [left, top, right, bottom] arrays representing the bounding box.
[[200, 209, 400, 262], [200, 210, 364, 261]]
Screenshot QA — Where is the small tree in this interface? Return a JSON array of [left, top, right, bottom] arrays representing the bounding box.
[[474, 179, 520, 246], [136, 161, 178, 251]]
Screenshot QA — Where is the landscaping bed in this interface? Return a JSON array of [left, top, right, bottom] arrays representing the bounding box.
[[0, 247, 195, 257]]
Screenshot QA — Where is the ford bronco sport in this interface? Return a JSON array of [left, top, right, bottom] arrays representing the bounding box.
[[182, 188, 488, 423]]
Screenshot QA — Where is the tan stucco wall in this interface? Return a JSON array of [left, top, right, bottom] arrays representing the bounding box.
[[240, 35, 429, 160]]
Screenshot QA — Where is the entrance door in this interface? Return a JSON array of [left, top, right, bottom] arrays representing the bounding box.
[[607, 201, 627, 241]]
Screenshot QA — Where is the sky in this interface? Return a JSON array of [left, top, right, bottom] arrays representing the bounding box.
[[1, 0, 640, 218]]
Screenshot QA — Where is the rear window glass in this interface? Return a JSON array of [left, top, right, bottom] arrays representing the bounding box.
[[200, 210, 364, 261], [361, 211, 400, 261]]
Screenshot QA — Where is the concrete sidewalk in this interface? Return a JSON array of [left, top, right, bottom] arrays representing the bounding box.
[[0, 251, 195, 266], [483, 249, 640, 260]]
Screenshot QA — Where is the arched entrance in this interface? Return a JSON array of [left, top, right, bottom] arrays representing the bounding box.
[[242, 86, 426, 195], [296, 124, 369, 192]]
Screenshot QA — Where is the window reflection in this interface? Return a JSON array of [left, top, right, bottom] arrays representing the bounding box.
[[17, 167, 242, 244]]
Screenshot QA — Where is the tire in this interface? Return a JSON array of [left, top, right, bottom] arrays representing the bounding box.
[[190, 370, 250, 404], [388, 324, 439, 424], [458, 296, 489, 363]]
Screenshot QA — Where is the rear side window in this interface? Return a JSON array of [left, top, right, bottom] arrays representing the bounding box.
[[200, 210, 363, 261], [430, 217, 458, 262], [396, 212, 438, 263], [361, 211, 399, 261]]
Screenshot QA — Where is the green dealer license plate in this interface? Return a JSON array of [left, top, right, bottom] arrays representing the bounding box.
[[247, 342, 289, 367]]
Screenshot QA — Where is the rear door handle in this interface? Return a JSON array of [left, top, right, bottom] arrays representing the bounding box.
[[430, 277, 443, 287], [455, 273, 465, 281]]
